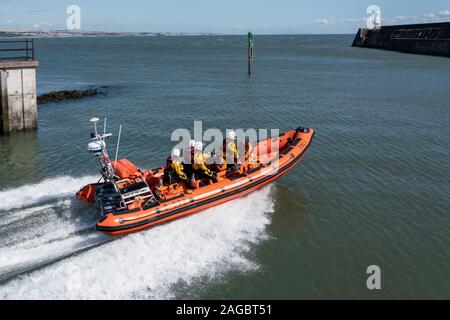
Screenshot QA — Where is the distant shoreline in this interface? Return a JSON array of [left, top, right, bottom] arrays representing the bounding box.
[[0, 29, 353, 38], [0, 29, 223, 38]]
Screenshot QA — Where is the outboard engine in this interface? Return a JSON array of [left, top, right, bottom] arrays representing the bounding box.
[[94, 182, 123, 215]]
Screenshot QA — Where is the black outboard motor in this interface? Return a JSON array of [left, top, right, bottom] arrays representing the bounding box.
[[297, 127, 310, 133], [94, 183, 122, 215]]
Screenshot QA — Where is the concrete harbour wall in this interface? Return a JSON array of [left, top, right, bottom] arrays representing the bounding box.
[[0, 60, 39, 134], [352, 22, 450, 58]]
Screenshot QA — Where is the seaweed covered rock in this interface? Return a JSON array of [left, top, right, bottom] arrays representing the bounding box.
[[37, 89, 106, 104]]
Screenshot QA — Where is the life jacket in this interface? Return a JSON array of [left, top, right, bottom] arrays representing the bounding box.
[[171, 159, 187, 180], [225, 140, 238, 164], [193, 152, 209, 172]]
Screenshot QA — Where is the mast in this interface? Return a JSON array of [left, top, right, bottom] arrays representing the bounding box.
[[88, 117, 115, 181]]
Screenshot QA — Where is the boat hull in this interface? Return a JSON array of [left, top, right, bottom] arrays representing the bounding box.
[[94, 128, 315, 236]]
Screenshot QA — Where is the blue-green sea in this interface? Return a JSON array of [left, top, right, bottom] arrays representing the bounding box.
[[0, 35, 449, 299]]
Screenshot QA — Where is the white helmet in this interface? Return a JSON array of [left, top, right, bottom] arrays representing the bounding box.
[[194, 141, 204, 151], [189, 140, 196, 148], [226, 130, 236, 140], [171, 148, 181, 158]]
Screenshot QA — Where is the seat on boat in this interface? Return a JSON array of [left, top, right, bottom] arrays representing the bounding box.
[[113, 159, 141, 179]]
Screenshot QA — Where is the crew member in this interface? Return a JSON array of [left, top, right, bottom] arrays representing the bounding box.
[[188, 140, 196, 162], [224, 130, 239, 171], [164, 148, 188, 184], [192, 142, 217, 183], [183, 140, 196, 177], [208, 149, 227, 173]]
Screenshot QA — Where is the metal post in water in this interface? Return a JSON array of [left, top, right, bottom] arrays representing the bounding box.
[[248, 31, 254, 76]]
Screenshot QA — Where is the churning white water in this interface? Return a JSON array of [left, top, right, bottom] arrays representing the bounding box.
[[0, 176, 274, 299], [0, 176, 98, 211]]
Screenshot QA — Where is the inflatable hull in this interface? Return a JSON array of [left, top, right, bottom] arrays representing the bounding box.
[[81, 127, 314, 236]]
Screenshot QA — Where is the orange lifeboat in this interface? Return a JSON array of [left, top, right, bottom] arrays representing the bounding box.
[[77, 125, 314, 236]]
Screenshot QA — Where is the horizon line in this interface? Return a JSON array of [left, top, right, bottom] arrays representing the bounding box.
[[0, 29, 356, 36]]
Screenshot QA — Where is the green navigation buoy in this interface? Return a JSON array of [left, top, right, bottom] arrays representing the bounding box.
[[248, 31, 254, 75]]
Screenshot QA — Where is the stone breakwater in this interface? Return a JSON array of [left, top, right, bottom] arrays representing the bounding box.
[[37, 88, 107, 104], [352, 22, 450, 58]]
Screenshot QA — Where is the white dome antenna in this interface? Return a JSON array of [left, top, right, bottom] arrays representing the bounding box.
[[86, 116, 118, 181], [90, 117, 100, 136]]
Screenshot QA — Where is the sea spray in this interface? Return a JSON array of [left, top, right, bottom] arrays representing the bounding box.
[[0, 185, 275, 299], [0, 175, 98, 211], [0, 175, 102, 281]]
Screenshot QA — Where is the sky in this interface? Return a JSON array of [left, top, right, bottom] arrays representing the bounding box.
[[0, 0, 450, 34]]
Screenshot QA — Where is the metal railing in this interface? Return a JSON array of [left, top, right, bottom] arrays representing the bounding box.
[[0, 39, 35, 61]]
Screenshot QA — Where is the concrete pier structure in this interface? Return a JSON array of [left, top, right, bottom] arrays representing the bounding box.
[[352, 22, 450, 58], [0, 60, 39, 134]]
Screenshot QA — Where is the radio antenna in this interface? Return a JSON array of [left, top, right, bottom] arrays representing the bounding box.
[[115, 125, 122, 165], [103, 118, 107, 139]]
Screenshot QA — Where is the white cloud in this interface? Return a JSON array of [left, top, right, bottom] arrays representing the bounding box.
[[32, 21, 52, 29], [394, 15, 417, 21], [312, 18, 329, 25], [422, 9, 450, 21], [343, 17, 366, 23], [437, 9, 450, 17]]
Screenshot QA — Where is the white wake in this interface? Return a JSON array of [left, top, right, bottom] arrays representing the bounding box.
[[0, 176, 275, 299], [0, 176, 103, 282], [0, 175, 98, 211]]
